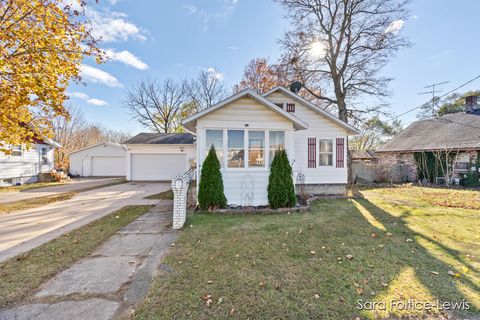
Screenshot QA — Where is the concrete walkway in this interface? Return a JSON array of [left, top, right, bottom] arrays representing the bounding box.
[[0, 177, 125, 204], [0, 182, 169, 262], [0, 201, 177, 320]]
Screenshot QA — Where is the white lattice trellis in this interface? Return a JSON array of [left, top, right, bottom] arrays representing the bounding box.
[[241, 174, 255, 207]]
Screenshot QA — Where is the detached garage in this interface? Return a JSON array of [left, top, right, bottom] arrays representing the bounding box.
[[69, 142, 126, 177], [124, 133, 195, 181]]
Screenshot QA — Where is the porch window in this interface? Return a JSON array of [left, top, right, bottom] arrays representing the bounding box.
[[248, 131, 265, 167], [269, 131, 285, 165], [11, 145, 23, 157], [205, 129, 224, 165], [319, 139, 333, 166], [227, 130, 244, 168]]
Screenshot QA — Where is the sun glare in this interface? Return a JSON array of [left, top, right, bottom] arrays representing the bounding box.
[[309, 40, 326, 58]]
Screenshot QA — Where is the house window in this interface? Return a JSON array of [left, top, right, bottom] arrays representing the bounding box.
[[11, 145, 23, 157], [286, 103, 295, 113], [205, 129, 224, 165], [454, 153, 470, 172], [227, 130, 244, 168], [269, 131, 285, 165], [319, 139, 333, 166], [41, 147, 48, 165], [248, 131, 265, 167]]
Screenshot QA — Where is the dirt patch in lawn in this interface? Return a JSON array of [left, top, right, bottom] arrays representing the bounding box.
[[0, 205, 152, 308], [134, 187, 479, 319]]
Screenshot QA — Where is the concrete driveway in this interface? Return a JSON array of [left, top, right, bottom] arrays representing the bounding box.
[[0, 182, 170, 262], [0, 177, 125, 204]]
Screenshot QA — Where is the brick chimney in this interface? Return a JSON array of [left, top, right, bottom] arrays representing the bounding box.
[[465, 95, 478, 113]]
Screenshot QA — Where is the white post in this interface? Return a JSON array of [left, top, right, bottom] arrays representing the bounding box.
[[171, 172, 190, 229]]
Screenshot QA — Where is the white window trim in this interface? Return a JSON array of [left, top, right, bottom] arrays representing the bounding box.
[[318, 138, 334, 167], [10, 145, 23, 158]]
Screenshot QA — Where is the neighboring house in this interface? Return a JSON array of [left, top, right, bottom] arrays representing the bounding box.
[[350, 150, 377, 163], [69, 142, 127, 177], [376, 95, 480, 183], [0, 138, 60, 186], [182, 87, 359, 206], [124, 133, 196, 181]]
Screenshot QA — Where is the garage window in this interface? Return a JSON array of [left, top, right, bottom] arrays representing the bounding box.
[[206, 129, 224, 165]]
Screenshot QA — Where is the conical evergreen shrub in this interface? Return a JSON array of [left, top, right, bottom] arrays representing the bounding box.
[[198, 145, 227, 210], [267, 149, 297, 209]]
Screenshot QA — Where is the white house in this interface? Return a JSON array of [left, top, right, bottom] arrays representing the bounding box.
[[69, 142, 127, 177], [124, 133, 196, 181], [182, 87, 359, 206], [0, 138, 60, 186]]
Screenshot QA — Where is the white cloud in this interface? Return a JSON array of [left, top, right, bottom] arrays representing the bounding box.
[[206, 67, 224, 80], [80, 64, 122, 87], [227, 46, 239, 50], [87, 8, 146, 42], [86, 98, 109, 106], [104, 49, 149, 70], [183, 0, 239, 30], [385, 19, 405, 34], [68, 91, 109, 106], [107, 0, 120, 5]]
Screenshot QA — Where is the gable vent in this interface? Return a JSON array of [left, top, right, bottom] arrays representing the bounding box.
[[286, 103, 295, 113]]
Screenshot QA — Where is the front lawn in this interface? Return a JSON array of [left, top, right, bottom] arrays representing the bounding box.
[[0, 205, 152, 307], [134, 186, 479, 319]]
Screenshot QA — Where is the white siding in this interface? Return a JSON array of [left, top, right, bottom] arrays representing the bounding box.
[[126, 144, 196, 181], [0, 144, 54, 184], [266, 91, 349, 184], [69, 143, 126, 177], [196, 96, 295, 206]]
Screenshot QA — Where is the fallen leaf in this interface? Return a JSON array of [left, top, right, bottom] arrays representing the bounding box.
[[406, 238, 413, 242], [371, 232, 377, 238], [229, 308, 235, 316], [431, 271, 439, 275], [314, 293, 320, 299], [447, 270, 455, 276], [217, 297, 224, 304], [381, 282, 388, 287], [207, 280, 213, 284], [385, 232, 393, 237], [461, 266, 469, 273], [356, 287, 364, 294], [299, 229, 303, 234], [275, 282, 281, 290], [170, 243, 176, 247], [346, 254, 354, 260], [378, 244, 384, 248], [310, 250, 316, 255]]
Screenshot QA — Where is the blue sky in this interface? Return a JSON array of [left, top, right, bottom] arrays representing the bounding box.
[[68, 0, 480, 135]]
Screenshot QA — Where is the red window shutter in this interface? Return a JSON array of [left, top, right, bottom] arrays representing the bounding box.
[[308, 138, 316, 168], [336, 138, 345, 168], [286, 103, 295, 113]]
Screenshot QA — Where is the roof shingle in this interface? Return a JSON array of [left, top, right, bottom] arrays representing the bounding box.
[[123, 133, 195, 145]]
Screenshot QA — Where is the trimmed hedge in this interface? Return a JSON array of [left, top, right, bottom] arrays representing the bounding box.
[[267, 149, 296, 209], [198, 146, 227, 210]]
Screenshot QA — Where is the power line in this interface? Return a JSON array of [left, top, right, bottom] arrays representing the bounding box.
[[392, 74, 480, 120]]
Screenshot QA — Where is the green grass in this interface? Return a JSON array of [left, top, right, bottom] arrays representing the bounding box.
[[0, 180, 127, 214], [0, 205, 152, 307], [144, 189, 174, 200], [0, 181, 65, 192], [134, 186, 479, 319]]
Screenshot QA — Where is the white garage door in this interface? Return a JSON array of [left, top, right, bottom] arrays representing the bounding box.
[[130, 153, 187, 181], [91, 157, 125, 176]]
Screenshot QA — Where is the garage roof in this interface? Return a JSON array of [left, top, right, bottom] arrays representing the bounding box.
[[123, 133, 195, 145]]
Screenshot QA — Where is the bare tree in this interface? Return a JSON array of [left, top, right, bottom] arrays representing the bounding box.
[[186, 70, 227, 111], [277, 0, 410, 122], [123, 78, 187, 133], [53, 106, 131, 170]]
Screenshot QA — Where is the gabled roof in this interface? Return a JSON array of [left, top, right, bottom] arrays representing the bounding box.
[[350, 150, 377, 160], [377, 113, 480, 152], [123, 133, 195, 145], [69, 142, 126, 155], [263, 86, 359, 135], [182, 88, 309, 132]]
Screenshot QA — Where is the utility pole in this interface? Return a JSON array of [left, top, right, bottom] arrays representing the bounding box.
[[418, 81, 449, 116]]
